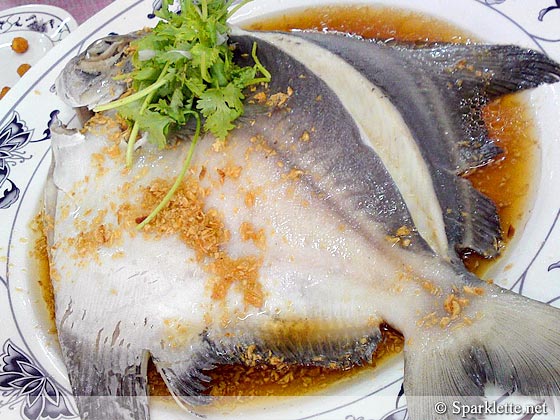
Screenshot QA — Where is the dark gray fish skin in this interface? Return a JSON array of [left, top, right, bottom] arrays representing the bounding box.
[[48, 29, 560, 420], [55, 34, 138, 109], [287, 31, 560, 259], [232, 33, 433, 255]]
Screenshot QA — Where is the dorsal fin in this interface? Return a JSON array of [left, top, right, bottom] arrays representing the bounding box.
[[285, 31, 560, 258], [405, 42, 560, 171]]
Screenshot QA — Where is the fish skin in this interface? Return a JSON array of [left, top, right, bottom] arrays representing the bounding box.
[[232, 29, 447, 256], [55, 34, 138, 109], [47, 30, 560, 420], [241, 30, 560, 259], [292, 32, 560, 258]]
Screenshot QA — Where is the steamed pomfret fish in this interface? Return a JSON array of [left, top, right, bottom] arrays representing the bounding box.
[[47, 29, 560, 420]]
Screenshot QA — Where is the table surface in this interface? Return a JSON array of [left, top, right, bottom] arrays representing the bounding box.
[[0, 0, 114, 23]]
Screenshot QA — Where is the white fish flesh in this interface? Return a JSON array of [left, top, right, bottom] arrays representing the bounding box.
[[46, 28, 560, 420]]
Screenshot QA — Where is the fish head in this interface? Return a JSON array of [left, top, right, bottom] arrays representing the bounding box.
[[55, 34, 138, 109]]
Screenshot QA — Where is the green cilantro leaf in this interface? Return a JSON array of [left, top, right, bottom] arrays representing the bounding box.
[[197, 83, 244, 138]]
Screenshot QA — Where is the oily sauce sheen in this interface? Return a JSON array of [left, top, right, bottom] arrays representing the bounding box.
[[33, 5, 536, 401]]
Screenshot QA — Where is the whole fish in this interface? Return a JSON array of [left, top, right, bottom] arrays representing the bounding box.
[[47, 28, 560, 420]]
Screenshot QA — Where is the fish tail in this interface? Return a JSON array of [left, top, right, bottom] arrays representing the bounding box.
[[404, 285, 560, 420]]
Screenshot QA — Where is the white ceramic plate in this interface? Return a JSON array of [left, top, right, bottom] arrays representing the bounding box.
[[0, 4, 77, 97], [1, 1, 560, 419]]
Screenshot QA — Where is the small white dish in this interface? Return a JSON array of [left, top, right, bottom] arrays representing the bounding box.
[[0, 5, 77, 95]]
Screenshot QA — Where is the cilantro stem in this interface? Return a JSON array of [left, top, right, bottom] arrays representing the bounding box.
[[136, 114, 201, 230], [124, 62, 171, 167], [93, 77, 168, 113], [201, 0, 208, 21], [248, 42, 271, 85], [125, 121, 141, 168]]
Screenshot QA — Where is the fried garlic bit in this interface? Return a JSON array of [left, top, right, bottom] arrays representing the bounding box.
[[0, 87, 10, 100], [11, 37, 29, 54], [17, 63, 31, 77]]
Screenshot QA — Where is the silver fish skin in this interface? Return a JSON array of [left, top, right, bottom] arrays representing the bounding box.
[[55, 33, 138, 109], [46, 29, 560, 420]]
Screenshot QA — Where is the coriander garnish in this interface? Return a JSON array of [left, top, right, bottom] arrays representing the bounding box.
[[94, 0, 270, 228]]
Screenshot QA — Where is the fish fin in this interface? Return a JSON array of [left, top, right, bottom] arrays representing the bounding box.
[[58, 327, 149, 420], [452, 92, 503, 172], [153, 342, 217, 408], [43, 159, 58, 250], [259, 328, 382, 369], [404, 286, 560, 420], [434, 44, 560, 100], [207, 322, 382, 370], [149, 324, 379, 411], [412, 43, 560, 171], [406, 44, 559, 255], [154, 364, 212, 407], [444, 176, 501, 258]]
